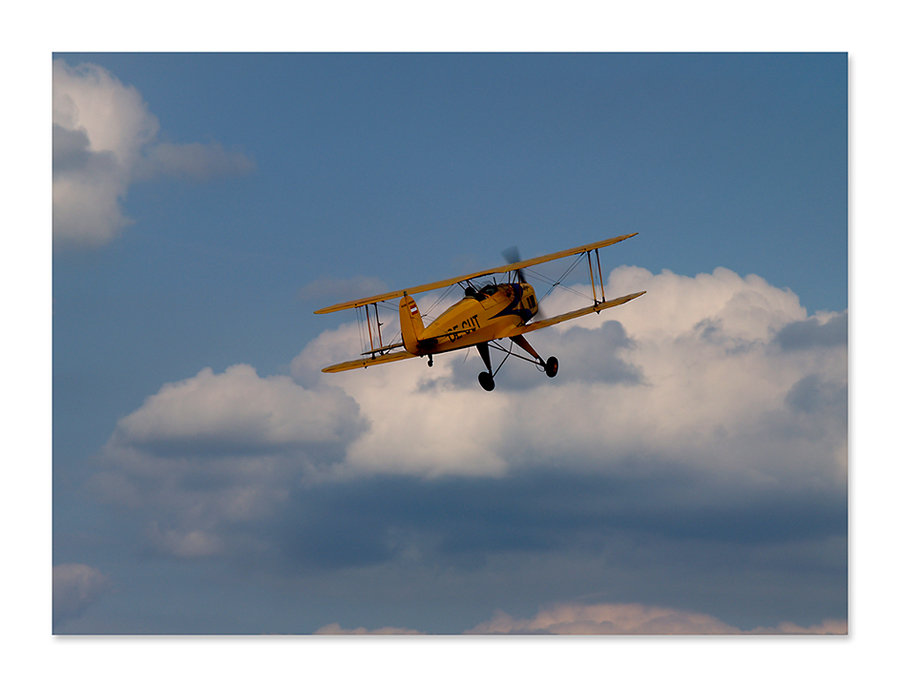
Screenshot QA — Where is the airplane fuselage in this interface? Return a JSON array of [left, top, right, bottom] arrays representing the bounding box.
[[413, 282, 538, 355]]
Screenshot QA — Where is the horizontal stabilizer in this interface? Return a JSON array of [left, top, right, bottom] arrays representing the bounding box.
[[516, 291, 646, 334], [362, 342, 405, 356]]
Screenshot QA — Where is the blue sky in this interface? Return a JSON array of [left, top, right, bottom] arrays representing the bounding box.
[[50, 51, 851, 642]]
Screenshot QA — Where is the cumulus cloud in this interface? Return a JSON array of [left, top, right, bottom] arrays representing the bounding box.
[[52, 59, 253, 247], [291, 265, 847, 487], [314, 623, 424, 635], [88, 266, 847, 634], [312, 600, 848, 636], [90, 364, 365, 559], [53, 563, 111, 630], [465, 601, 847, 635], [750, 619, 849, 635], [111, 364, 362, 457]]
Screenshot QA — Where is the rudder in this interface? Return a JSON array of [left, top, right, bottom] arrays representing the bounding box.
[[399, 292, 425, 354]]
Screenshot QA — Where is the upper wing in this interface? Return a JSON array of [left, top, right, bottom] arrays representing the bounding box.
[[314, 232, 638, 314], [322, 349, 417, 373], [515, 291, 646, 335]]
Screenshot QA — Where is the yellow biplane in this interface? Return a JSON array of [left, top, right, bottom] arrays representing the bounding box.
[[315, 232, 645, 391]]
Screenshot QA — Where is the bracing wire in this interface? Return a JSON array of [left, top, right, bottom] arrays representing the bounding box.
[[420, 284, 457, 321], [355, 306, 366, 355], [526, 253, 593, 305], [487, 339, 542, 372]]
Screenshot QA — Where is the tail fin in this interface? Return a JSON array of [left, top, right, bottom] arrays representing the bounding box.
[[399, 292, 425, 354]]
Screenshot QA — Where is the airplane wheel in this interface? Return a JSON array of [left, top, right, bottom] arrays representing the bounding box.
[[478, 371, 495, 392], [545, 356, 559, 378]]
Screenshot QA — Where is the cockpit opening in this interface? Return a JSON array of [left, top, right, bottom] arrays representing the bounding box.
[[464, 283, 500, 301]]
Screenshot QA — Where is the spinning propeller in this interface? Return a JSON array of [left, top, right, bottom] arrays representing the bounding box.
[[502, 245, 526, 284]]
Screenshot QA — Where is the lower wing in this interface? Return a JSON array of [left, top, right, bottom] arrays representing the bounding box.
[[322, 349, 418, 373], [515, 291, 646, 335]]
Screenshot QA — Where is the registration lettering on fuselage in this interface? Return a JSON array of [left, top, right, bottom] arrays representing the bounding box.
[[445, 314, 480, 342]]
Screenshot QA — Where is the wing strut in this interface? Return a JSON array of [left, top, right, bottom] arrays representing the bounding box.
[[365, 304, 376, 355], [374, 302, 384, 350], [587, 249, 607, 304]]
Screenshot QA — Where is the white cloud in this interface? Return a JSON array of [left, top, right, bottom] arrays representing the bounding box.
[[313, 601, 848, 636], [91, 268, 847, 564], [468, 602, 741, 634], [313, 347, 512, 477], [52, 59, 253, 247], [750, 619, 849, 635], [53, 61, 159, 170], [112, 364, 361, 454], [314, 623, 424, 635], [90, 364, 364, 558], [465, 601, 846, 634], [295, 266, 847, 487], [53, 563, 110, 630]]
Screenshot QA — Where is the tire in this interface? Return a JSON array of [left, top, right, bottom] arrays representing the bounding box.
[[545, 356, 559, 378], [478, 371, 495, 391]]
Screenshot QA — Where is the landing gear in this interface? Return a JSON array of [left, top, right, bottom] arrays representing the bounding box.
[[476, 342, 494, 391], [427, 354, 434, 367], [473, 337, 559, 391]]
